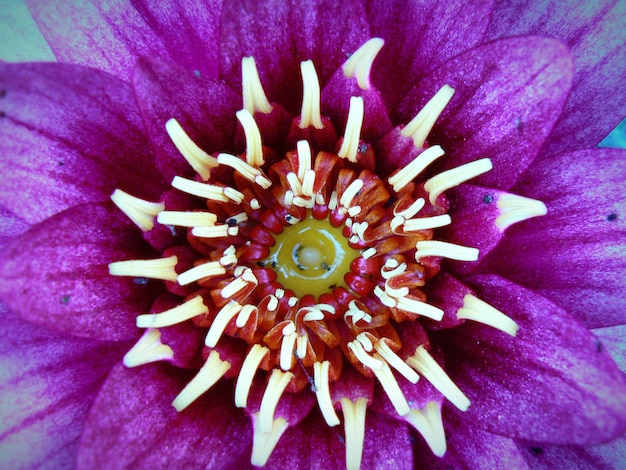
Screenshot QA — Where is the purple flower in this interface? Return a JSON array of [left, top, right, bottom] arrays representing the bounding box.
[[1, 0, 625, 468]]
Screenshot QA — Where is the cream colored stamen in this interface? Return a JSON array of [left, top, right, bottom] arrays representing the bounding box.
[[374, 285, 444, 321], [299, 60, 323, 129], [374, 340, 420, 384], [424, 158, 493, 205], [235, 304, 257, 328], [404, 401, 447, 457], [407, 345, 470, 411], [314, 361, 340, 427], [394, 198, 426, 219], [362, 247, 376, 259], [348, 340, 384, 370], [177, 261, 226, 286], [191, 224, 239, 239], [495, 193, 548, 231], [342, 37, 385, 90], [280, 331, 298, 371], [123, 328, 174, 368], [111, 189, 164, 232], [259, 369, 294, 433], [388, 145, 445, 192], [136, 295, 208, 328], [242, 56, 273, 115], [172, 176, 234, 203], [340, 397, 368, 470], [251, 413, 289, 467], [457, 294, 519, 336], [338, 96, 364, 163], [401, 85, 455, 148], [372, 356, 410, 416], [220, 268, 258, 299], [157, 210, 217, 228], [165, 118, 218, 180], [172, 350, 231, 412], [380, 259, 407, 280], [109, 255, 178, 282], [415, 240, 479, 262], [340, 179, 364, 210], [235, 344, 270, 408], [403, 214, 452, 232], [237, 109, 264, 167], [205, 301, 243, 347], [217, 153, 272, 188]]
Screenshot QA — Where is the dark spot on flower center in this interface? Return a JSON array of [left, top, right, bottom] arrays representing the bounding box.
[[60, 294, 70, 305], [133, 277, 149, 285], [483, 194, 493, 204], [530, 447, 544, 455]]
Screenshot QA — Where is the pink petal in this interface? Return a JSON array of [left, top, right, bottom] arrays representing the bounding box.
[[593, 325, 626, 372], [365, 0, 494, 109], [437, 275, 626, 446], [267, 408, 413, 469], [0, 62, 164, 224], [218, 0, 370, 113], [132, 57, 240, 183], [517, 436, 626, 470], [487, 0, 626, 155], [0, 306, 127, 469], [394, 37, 573, 189], [478, 148, 626, 328], [413, 407, 529, 469], [0, 206, 29, 251], [77, 363, 252, 468], [25, 0, 223, 82], [0, 202, 159, 341]]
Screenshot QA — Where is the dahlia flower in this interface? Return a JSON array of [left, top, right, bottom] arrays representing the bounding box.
[[0, 1, 625, 468]]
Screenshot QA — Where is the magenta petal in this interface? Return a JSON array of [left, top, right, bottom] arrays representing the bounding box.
[[441, 185, 520, 274], [0, 306, 127, 469], [77, 363, 252, 468], [267, 408, 413, 469], [218, 0, 369, 114], [133, 57, 240, 183], [0, 62, 165, 224], [479, 148, 626, 328], [487, 0, 626, 155], [0, 202, 159, 341], [394, 37, 573, 190], [0, 206, 30, 251], [437, 275, 626, 445], [365, 0, 494, 109], [593, 325, 626, 372], [414, 407, 528, 469], [26, 0, 223, 82], [518, 437, 626, 470]]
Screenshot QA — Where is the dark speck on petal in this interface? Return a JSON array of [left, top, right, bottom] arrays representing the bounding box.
[[607, 213, 617, 221], [530, 447, 544, 455], [596, 339, 603, 352], [133, 277, 149, 285], [61, 295, 70, 305], [483, 194, 494, 204]]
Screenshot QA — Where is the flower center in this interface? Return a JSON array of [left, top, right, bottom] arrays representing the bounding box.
[[265, 214, 357, 297], [108, 38, 548, 469]]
